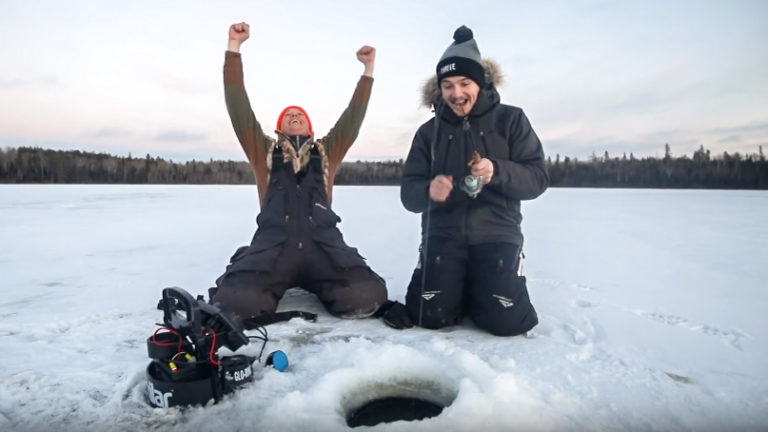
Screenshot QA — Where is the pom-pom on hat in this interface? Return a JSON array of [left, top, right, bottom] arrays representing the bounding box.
[[276, 105, 313, 135], [436, 25, 486, 88]]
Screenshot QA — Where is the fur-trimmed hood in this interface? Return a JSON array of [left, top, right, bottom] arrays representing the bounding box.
[[420, 58, 504, 109]]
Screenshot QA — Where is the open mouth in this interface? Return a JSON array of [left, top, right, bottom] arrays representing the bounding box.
[[450, 99, 469, 112]]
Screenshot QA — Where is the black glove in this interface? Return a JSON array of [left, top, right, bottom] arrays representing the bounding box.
[[374, 300, 413, 330]]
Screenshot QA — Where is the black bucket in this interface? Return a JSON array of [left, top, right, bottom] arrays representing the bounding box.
[[146, 360, 215, 408], [220, 354, 255, 394]]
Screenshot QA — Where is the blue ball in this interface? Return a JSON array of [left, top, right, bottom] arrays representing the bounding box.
[[269, 350, 289, 372]]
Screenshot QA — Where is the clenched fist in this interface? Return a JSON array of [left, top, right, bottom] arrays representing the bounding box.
[[429, 175, 453, 202], [470, 157, 494, 185], [357, 45, 376, 77], [228, 22, 249, 52]]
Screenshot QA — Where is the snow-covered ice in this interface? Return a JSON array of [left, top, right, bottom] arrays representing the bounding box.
[[0, 185, 766, 431]]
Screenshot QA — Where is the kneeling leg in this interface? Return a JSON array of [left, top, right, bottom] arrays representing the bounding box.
[[467, 243, 537, 336], [405, 237, 467, 329]]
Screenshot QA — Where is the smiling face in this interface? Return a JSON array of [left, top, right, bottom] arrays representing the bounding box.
[[279, 108, 310, 135], [440, 76, 480, 117]]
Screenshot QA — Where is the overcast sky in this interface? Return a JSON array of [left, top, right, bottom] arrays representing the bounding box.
[[1, 0, 766, 162]]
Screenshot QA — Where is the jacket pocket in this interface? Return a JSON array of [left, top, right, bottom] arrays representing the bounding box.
[[482, 130, 510, 159], [228, 230, 286, 273], [310, 194, 341, 229], [256, 187, 287, 229], [312, 228, 366, 270]]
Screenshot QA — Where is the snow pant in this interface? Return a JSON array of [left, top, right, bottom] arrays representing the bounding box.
[[212, 232, 387, 319], [404, 237, 538, 336], [212, 143, 387, 320]]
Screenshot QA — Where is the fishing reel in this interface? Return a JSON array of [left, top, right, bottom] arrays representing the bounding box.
[[145, 287, 257, 408], [459, 151, 486, 198], [459, 174, 484, 198]]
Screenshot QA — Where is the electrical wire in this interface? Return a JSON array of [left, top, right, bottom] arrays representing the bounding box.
[[151, 327, 183, 354], [248, 326, 269, 362], [204, 328, 220, 366]]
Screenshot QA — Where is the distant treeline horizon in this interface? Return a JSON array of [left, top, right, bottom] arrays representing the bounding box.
[[1, 145, 766, 189]]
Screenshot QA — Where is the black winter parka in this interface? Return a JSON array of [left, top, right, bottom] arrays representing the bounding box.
[[401, 85, 549, 246]]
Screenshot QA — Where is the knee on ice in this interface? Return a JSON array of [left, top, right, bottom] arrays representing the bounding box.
[[473, 309, 539, 337]]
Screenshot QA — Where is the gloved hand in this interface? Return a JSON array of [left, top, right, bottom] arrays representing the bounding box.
[[374, 300, 413, 330]]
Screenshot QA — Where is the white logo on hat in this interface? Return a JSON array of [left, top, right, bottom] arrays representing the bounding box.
[[439, 63, 456, 74]]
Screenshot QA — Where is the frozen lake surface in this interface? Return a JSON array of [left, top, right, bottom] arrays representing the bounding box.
[[0, 185, 766, 431]]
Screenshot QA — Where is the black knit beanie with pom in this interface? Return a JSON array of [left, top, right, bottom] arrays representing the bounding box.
[[436, 25, 486, 88]]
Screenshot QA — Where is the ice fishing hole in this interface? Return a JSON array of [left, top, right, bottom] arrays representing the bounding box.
[[342, 377, 458, 427]]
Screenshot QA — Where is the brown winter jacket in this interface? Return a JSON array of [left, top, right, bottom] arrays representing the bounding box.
[[223, 50, 373, 205]]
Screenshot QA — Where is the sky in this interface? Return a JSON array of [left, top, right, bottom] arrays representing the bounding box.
[[1, 0, 767, 162], [1, 185, 766, 430]]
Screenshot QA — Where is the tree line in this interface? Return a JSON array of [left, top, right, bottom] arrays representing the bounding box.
[[548, 144, 767, 189], [1, 145, 766, 189]]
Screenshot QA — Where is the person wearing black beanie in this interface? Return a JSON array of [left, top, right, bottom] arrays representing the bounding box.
[[436, 25, 487, 89], [384, 25, 550, 336]]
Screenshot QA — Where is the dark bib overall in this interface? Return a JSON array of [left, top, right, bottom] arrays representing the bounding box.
[[213, 143, 387, 319]]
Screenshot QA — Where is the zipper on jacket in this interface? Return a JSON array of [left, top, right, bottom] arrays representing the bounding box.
[[296, 183, 304, 250], [462, 116, 473, 244], [479, 130, 491, 157], [441, 133, 453, 174], [464, 116, 481, 156]]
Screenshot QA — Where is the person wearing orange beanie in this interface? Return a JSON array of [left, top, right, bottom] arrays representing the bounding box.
[[211, 22, 386, 320]]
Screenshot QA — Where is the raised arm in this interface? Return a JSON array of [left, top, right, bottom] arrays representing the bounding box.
[[320, 46, 376, 168], [223, 22, 271, 202]]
